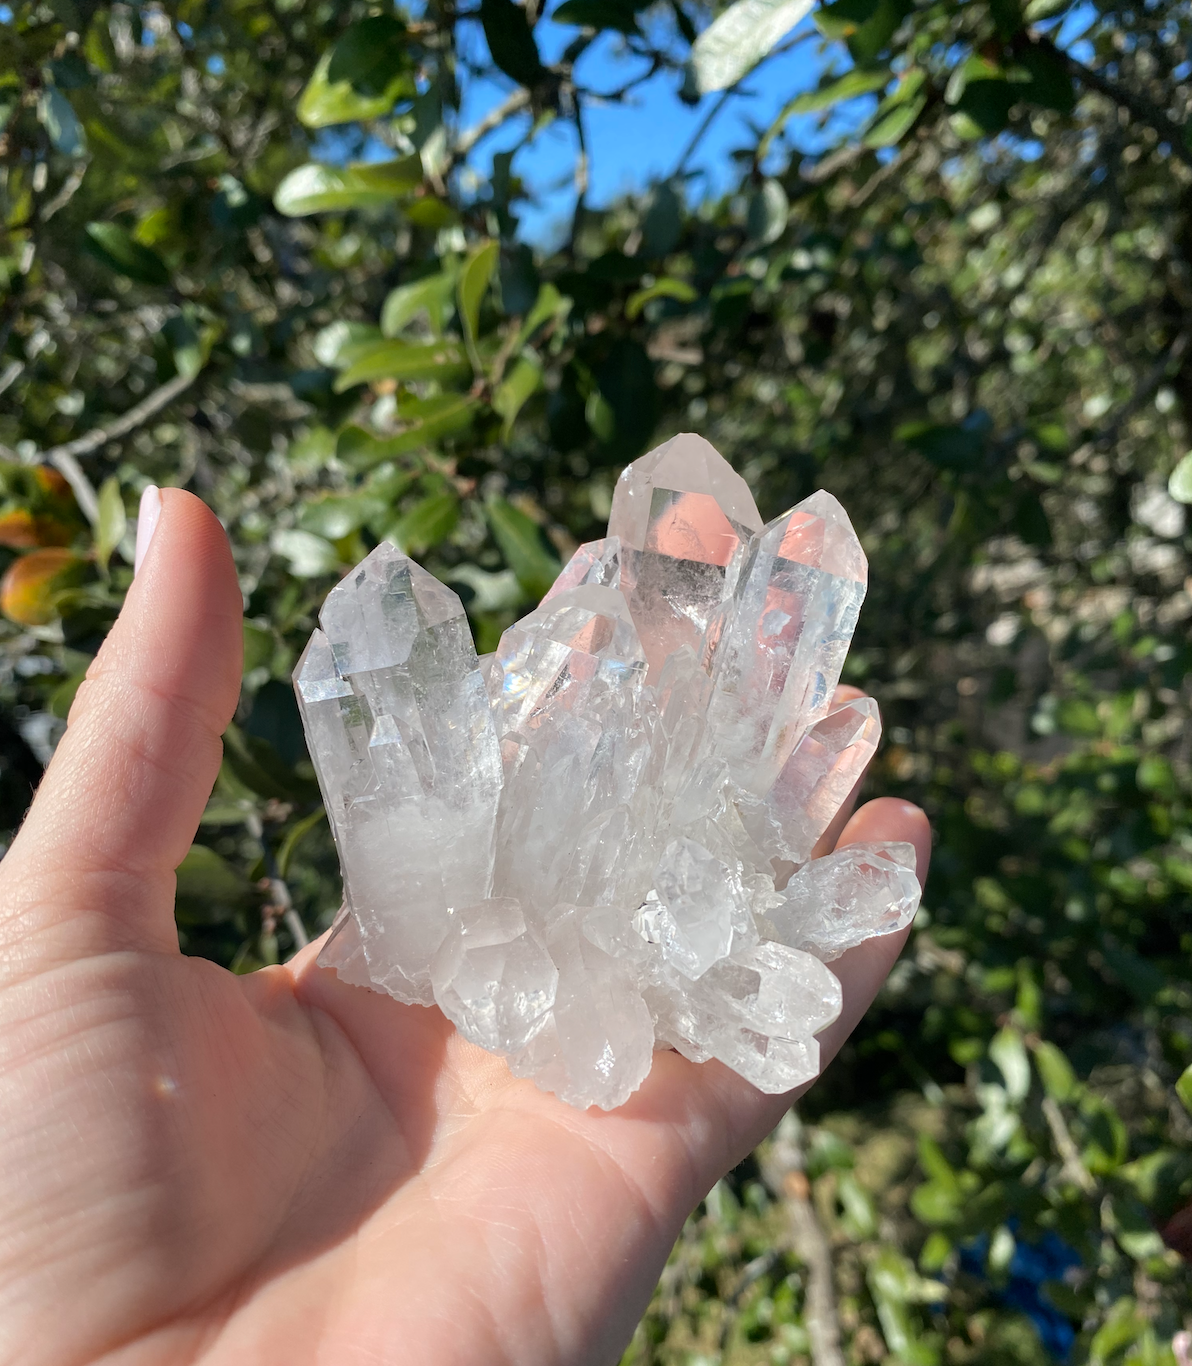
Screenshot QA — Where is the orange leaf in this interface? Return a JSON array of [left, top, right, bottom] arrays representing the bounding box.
[[0, 509, 75, 549], [1, 548, 88, 625]]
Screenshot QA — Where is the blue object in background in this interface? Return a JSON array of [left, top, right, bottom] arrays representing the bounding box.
[[960, 1230, 1081, 1360]]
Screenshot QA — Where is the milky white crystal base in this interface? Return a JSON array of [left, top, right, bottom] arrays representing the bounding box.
[[297, 433, 920, 1110]]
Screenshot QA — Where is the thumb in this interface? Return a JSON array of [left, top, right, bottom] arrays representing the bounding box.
[[0, 489, 243, 965]]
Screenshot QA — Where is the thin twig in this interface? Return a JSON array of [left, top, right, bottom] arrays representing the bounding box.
[[40, 160, 89, 222], [41, 369, 197, 463], [1041, 1097, 1097, 1194], [449, 87, 532, 169], [761, 1113, 846, 1366], [673, 87, 734, 180]]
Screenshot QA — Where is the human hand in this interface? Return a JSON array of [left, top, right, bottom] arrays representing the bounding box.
[[0, 491, 930, 1366]]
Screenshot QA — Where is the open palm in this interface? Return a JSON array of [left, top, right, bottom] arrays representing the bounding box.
[[0, 492, 929, 1366]]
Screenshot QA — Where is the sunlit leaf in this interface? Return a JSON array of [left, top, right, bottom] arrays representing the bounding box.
[[273, 157, 424, 216], [382, 271, 459, 338], [458, 239, 500, 373], [94, 477, 127, 572], [493, 354, 543, 438], [0, 548, 88, 625], [625, 277, 697, 319], [269, 528, 341, 577], [486, 497, 560, 598], [333, 340, 470, 391], [686, 0, 816, 95], [390, 491, 460, 554], [39, 88, 87, 156], [297, 50, 414, 129], [1168, 450, 1192, 503]]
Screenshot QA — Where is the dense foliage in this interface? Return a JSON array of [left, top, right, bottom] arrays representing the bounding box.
[[2, 0, 1192, 1357]]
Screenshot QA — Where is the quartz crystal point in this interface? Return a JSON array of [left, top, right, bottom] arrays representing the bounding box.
[[607, 433, 763, 679], [299, 434, 918, 1111], [706, 490, 868, 794], [766, 843, 921, 961]]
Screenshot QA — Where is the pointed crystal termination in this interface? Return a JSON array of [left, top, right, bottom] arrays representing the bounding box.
[[766, 842, 920, 961], [608, 433, 763, 679], [741, 696, 882, 866], [493, 584, 645, 741], [706, 489, 868, 794], [542, 536, 622, 603], [650, 941, 843, 1093], [295, 543, 502, 1005]]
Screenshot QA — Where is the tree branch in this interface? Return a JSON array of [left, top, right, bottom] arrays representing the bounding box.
[[42, 369, 198, 464], [1038, 36, 1192, 173], [449, 87, 532, 169], [1041, 1096, 1097, 1194], [762, 1113, 845, 1366]]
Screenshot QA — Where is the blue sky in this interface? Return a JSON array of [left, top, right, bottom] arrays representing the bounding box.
[[456, 10, 852, 243]]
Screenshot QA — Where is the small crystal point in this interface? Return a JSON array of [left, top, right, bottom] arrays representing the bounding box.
[[707, 489, 868, 793], [766, 842, 920, 961], [607, 433, 763, 678], [542, 537, 622, 602], [744, 696, 882, 865]]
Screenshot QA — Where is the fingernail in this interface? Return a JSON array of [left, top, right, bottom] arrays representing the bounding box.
[[134, 486, 161, 577]]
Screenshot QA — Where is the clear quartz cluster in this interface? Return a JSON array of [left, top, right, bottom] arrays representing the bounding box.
[[295, 434, 921, 1110]]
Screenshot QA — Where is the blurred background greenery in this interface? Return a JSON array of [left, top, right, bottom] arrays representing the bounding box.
[[2, 0, 1192, 1358]]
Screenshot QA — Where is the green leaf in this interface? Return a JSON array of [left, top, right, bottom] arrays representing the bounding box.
[[296, 492, 387, 541], [312, 321, 384, 368], [94, 476, 126, 572], [333, 340, 470, 391], [486, 497, 561, 599], [553, 0, 643, 33], [381, 271, 459, 337], [273, 157, 423, 216], [990, 1027, 1030, 1102], [297, 50, 414, 129], [863, 71, 928, 145], [626, 277, 698, 319], [326, 15, 410, 97], [1168, 450, 1192, 503], [481, 0, 547, 88], [175, 844, 255, 923], [390, 491, 460, 554], [270, 528, 341, 577], [458, 239, 500, 373], [39, 88, 87, 156], [337, 395, 480, 468], [954, 78, 1019, 135], [514, 282, 572, 348], [746, 178, 789, 244], [686, 0, 816, 95], [493, 354, 543, 438], [276, 807, 328, 880], [816, 0, 910, 61], [222, 722, 318, 803], [84, 223, 170, 286], [404, 196, 459, 230], [1176, 1064, 1192, 1115], [1033, 1041, 1077, 1101], [784, 66, 890, 113]]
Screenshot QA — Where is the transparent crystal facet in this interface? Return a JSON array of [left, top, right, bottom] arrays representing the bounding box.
[[299, 436, 910, 1110]]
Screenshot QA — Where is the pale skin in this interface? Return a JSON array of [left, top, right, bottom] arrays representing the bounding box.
[[0, 491, 930, 1366]]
